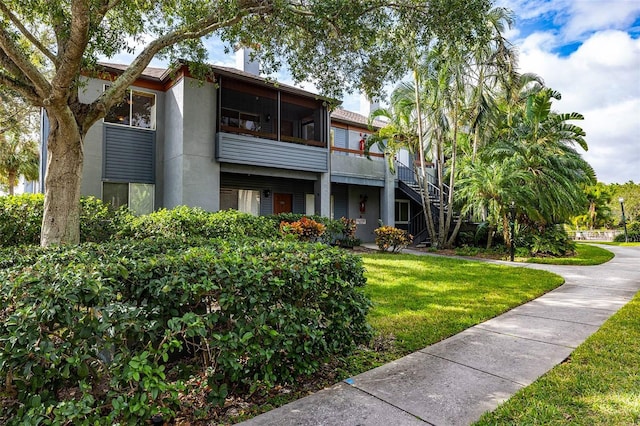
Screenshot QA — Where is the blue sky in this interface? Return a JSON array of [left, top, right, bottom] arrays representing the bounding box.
[[139, 0, 640, 184]]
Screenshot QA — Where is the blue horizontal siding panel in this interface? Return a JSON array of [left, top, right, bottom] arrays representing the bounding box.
[[216, 132, 328, 173], [103, 125, 155, 183]]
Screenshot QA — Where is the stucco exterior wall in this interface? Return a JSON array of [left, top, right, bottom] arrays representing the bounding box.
[[163, 77, 219, 210], [77, 77, 165, 204]]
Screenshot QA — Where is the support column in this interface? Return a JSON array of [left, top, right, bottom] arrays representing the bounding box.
[[318, 172, 331, 217], [380, 154, 395, 226]]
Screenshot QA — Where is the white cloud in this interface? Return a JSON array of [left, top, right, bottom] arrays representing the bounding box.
[[517, 29, 640, 183], [563, 0, 640, 40], [498, 0, 640, 47], [581, 99, 640, 184]]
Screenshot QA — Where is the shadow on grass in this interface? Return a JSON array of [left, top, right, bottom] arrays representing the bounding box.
[[362, 253, 564, 353]]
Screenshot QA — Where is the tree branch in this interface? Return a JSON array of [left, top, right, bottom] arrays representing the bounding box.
[[49, 0, 91, 106], [83, 1, 273, 129], [0, 1, 57, 65], [0, 72, 43, 106], [94, 0, 123, 26], [0, 26, 51, 97]]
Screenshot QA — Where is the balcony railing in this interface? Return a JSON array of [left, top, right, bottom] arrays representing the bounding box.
[[219, 125, 326, 148], [331, 147, 385, 158], [216, 131, 328, 172]]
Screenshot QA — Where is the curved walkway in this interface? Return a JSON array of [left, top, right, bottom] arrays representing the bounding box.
[[237, 245, 640, 426]]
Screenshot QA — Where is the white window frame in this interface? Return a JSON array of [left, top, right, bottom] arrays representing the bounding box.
[[103, 85, 157, 130]]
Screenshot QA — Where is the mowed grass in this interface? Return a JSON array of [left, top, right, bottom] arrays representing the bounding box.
[[587, 241, 640, 247], [474, 289, 640, 426], [361, 253, 564, 353], [525, 243, 615, 266]]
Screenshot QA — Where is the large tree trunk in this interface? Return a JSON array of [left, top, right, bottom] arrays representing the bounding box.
[[486, 225, 495, 249], [40, 109, 84, 246]]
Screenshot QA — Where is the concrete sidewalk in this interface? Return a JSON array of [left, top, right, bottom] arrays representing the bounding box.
[[237, 244, 640, 426]]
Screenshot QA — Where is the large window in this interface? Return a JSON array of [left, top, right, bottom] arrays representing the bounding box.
[[220, 188, 261, 216], [280, 94, 324, 147], [331, 127, 348, 155], [104, 87, 156, 130], [218, 80, 326, 147], [221, 108, 261, 132], [103, 182, 154, 215], [395, 200, 410, 224], [219, 84, 277, 139]]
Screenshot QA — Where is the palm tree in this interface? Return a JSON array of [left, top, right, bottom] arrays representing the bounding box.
[[368, 7, 521, 249], [456, 155, 533, 248], [0, 88, 40, 195], [466, 7, 517, 162], [488, 88, 595, 227]]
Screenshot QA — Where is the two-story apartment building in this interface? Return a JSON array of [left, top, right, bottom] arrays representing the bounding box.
[[41, 58, 436, 242]]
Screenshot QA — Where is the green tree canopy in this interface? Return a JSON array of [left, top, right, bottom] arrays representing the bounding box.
[[610, 181, 640, 223], [0, 0, 491, 245]]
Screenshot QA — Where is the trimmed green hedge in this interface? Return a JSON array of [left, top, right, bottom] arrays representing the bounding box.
[[118, 207, 280, 241], [0, 194, 130, 246], [0, 193, 42, 246], [0, 239, 372, 424], [0, 196, 356, 247]]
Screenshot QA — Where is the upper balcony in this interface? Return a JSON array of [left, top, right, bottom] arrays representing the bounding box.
[[215, 76, 329, 173]]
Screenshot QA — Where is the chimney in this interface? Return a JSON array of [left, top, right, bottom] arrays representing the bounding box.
[[359, 94, 380, 118], [235, 47, 260, 75]]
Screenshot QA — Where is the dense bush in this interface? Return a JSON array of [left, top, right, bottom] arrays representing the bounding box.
[[0, 194, 127, 246], [0, 193, 43, 246], [271, 213, 344, 244], [80, 196, 133, 242], [374, 226, 413, 252], [119, 207, 279, 241], [614, 220, 640, 242], [0, 239, 372, 425], [524, 225, 576, 257], [279, 216, 326, 241]]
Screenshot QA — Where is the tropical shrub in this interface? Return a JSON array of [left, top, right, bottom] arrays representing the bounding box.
[[0, 239, 372, 425], [335, 217, 361, 247], [279, 216, 326, 241], [614, 220, 640, 242], [524, 225, 576, 257], [374, 226, 413, 252], [271, 213, 343, 244]]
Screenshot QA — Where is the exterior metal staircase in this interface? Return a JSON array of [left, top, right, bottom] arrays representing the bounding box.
[[396, 161, 458, 246]]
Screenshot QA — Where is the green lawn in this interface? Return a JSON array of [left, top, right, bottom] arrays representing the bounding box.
[[361, 253, 564, 353], [525, 243, 614, 265], [230, 253, 565, 423], [585, 241, 640, 247], [474, 289, 640, 426]]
